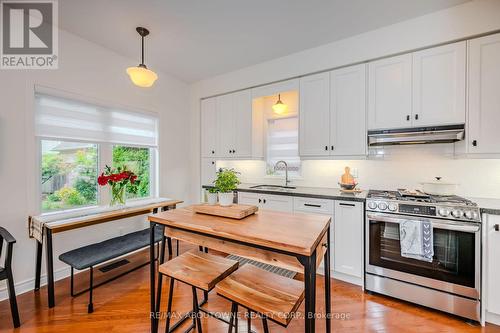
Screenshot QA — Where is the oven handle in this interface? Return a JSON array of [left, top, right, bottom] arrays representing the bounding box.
[[367, 212, 480, 233]]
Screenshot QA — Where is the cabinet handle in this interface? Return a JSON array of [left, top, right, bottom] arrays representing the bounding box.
[[211, 150, 215, 154], [495, 224, 499, 232], [472, 140, 478, 147], [211, 161, 215, 165], [263, 199, 267, 204], [339, 202, 356, 207], [415, 114, 419, 120], [331, 145, 334, 150], [325, 146, 328, 151], [304, 203, 322, 208], [406, 115, 410, 121], [233, 150, 236, 153], [258, 199, 261, 203]]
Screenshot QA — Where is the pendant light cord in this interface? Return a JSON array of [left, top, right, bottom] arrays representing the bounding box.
[[141, 35, 145, 65]]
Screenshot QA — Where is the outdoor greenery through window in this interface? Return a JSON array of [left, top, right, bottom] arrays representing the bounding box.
[[112, 146, 150, 199], [41, 140, 98, 212]]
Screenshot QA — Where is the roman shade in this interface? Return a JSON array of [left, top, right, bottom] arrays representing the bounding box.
[[35, 93, 158, 147]]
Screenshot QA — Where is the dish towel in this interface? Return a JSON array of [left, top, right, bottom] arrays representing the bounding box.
[[399, 220, 434, 262]]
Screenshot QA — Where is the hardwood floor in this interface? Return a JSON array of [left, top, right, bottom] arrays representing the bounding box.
[[1, 243, 499, 333]]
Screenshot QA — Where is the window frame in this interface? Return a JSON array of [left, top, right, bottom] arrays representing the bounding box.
[[38, 138, 158, 214]]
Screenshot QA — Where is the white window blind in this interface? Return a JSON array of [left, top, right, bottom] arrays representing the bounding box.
[[35, 93, 158, 147], [267, 116, 300, 174]]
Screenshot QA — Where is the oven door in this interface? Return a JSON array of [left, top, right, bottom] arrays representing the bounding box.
[[366, 212, 480, 299]]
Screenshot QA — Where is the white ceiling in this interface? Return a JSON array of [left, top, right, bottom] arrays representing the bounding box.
[[59, 0, 471, 83]]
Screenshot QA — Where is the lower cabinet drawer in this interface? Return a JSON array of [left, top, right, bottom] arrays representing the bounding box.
[[237, 192, 293, 213], [293, 197, 334, 215]]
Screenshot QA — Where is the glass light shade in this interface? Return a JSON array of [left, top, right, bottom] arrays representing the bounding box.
[[126, 66, 158, 88], [272, 100, 287, 115]]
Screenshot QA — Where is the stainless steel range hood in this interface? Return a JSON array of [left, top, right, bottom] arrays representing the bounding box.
[[368, 124, 465, 147]]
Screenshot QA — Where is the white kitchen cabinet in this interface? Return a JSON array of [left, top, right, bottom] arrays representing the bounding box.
[[468, 33, 500, 154], [200, 98, 218, 158], [215, 90, 254, 158], [412, 41, 466, 126], [299, 72, 330, 156], [334, 200, 364, 280], [368, 54, 412, 130], [237, 192, 293, 213], [330, 64, 367, 156], [484, 214, 500, 325], [201, 158, 217, 187]]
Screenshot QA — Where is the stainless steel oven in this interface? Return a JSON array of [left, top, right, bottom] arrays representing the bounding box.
[[365, 211, 481, 321]]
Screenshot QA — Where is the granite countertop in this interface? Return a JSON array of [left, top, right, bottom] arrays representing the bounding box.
[[468, 197, 500, 216], [202, 183, 368, 202]]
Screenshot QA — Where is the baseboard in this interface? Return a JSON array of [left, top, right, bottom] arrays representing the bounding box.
[[0, 266, 71, 302], [486, 311, 500, 326]]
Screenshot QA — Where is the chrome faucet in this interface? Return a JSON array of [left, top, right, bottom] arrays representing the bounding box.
[[274, 160, 291, 187]]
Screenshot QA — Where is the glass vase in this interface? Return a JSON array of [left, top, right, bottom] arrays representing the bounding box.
[[110, 184, 126, 206]]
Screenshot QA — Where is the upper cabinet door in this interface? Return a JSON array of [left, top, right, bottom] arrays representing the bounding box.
[[200, 98, 217, 158], [216, 94, 234, 158], [330, 64, 367, 156], [412, 41, 466, 126], [233, 90, 252, 158], [368, 54, 412, 130], [299, 72, 330, 156], [468, 33, 500, 154]]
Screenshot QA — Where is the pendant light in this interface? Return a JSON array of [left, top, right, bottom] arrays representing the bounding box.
[[272, 94, 287, 115], [126, 27, 158, 88]]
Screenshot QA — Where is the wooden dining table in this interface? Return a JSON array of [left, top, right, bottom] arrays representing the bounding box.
[[148, 206, 332, 333]]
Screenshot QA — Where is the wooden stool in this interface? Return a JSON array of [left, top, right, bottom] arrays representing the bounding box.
[[159, 250, 239, 333], [215, 264, 304, 333]]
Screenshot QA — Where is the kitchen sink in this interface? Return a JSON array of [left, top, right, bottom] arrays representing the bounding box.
[[249, 184, 296, 191]]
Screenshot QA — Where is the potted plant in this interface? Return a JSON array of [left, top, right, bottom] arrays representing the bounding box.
[[214, 168, 240, 207], [206, 187, 218, 205], [98, 165, 138, 206]]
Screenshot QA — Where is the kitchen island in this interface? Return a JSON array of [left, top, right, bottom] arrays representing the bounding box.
[[148, 206, 332, 333]]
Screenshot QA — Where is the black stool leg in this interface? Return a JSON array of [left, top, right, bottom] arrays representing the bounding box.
[[176, 239, 179, 256], [6, 266, 20, 328], [88, 267, 94, 313], [261, 317, 269, 333], [246, 309, 251, 333], [227, 302, 236, 333], [165, 278, 175, 333], [192, 287, 202, 333], [70, 267, 75, 297], [167, 237, 173, 258]]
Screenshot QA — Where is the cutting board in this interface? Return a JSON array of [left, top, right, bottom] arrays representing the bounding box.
[[192, 204, 258, 219]]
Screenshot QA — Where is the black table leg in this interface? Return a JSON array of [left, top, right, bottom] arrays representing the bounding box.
[[154, 226, 167, 324], [150, 222, 157, 333], [46, 229, 55, 308], [324, 228, 331, 333], [34, 240, 42, 291], [301, 250, 317, 333]]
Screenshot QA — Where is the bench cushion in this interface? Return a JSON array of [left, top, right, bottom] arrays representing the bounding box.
[[59, 227, 164, 270]]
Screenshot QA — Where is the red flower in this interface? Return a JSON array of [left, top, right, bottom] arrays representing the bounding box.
[[97, 174, 109, 186], [130, 175, 137, 184]]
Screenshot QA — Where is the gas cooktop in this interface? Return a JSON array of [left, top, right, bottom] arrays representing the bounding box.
[[366, 189, 481, 222]]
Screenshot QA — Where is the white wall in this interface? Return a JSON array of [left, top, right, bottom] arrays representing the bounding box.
[[190, 0, 500, 202], [0, 30, 191, 299]]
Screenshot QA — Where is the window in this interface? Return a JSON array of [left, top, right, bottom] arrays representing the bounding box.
[[41, 140, 98, 212], [113, 146, 151, 199], [35, 92, 158, 213], [266, 116, 301, 176]]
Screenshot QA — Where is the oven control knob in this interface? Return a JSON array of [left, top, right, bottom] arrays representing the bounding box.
[[367, 201, 377, 210], [438, 208, 450, 217], [452, 210, 464, 218], [378, 202, 388, 210], [388, 203, 397, 211], [464, 211, 479, 220]]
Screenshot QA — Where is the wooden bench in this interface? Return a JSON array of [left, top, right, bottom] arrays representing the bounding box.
[[59, 225, 167, 313]]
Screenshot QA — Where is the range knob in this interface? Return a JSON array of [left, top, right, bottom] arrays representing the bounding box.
[[464, 211, 479, 220], [388, 203, 398, 211], [452, 210, 464, 218], [438, 208, 450, 217], [377, 202, 388, 210], [367, 201, 377, 210]]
